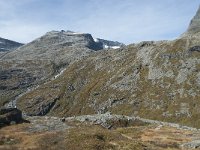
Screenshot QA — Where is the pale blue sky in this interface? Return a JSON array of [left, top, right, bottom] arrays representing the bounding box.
[[0, 0, 199, 44]]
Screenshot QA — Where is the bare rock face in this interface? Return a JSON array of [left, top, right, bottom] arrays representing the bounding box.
[[0, 108, 22, 126], [185, 6, 200, 35]]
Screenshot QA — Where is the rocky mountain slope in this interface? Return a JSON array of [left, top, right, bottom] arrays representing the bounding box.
[[15, 7, 200, 129], [0, 30, 124, 107]]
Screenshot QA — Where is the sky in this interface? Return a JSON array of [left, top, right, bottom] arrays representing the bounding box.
[[0, 0, 199, 44]]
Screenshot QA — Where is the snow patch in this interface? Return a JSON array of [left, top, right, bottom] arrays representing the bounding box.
[[104, 45, 109, 49], [94, 38, 99, 42], [54, 68, 67, 79], [103, 45, 120, 49], [72, 32, 83, 35], [111, 46, 120, 49]]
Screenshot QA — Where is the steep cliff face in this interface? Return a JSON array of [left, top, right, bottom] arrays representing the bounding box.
[[17, 8, 200, 128]]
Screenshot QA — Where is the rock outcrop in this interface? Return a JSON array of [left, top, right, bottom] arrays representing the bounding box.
[[0, 108, 23, 126]]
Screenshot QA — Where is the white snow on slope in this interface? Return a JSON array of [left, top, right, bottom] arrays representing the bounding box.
[[94, 38, 99, 42], [104, 45, 120, 49], [54, 68, 67, 79], [111, 46, 120, 49]]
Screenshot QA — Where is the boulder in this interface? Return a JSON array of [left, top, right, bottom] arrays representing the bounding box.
[[0, 108, 23, 126]]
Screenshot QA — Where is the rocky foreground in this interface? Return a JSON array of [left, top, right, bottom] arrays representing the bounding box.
[[1, 113, 200, 150]]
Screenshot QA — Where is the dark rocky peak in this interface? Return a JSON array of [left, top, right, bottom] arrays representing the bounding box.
[[185, 5, 200, 35], [0, 37, 23, 52]]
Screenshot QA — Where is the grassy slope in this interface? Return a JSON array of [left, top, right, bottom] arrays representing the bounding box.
[[0, 119, 196, 150]]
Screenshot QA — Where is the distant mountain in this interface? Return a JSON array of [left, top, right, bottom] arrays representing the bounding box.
[[0, 37, 23, 52]]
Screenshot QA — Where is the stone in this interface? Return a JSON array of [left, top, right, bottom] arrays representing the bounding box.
[[60, 117, 66, 122], [0, 108, 23, 126]]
